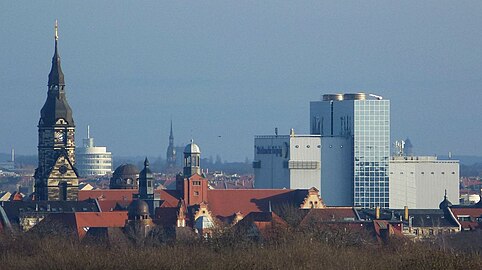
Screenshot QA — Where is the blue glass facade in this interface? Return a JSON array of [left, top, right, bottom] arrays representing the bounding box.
[[353, 100, 390, 208]]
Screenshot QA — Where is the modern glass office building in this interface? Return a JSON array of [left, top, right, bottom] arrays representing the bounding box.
[[311, 93, 390, 208]]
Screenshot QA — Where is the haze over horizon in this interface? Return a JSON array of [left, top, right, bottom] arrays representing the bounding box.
[[1, 1, 482, 161]]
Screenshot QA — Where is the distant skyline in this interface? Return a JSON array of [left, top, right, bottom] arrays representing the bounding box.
[[1, 1, 482, 161]]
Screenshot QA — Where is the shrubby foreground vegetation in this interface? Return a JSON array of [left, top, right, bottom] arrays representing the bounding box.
[[0, 224, 481, 270]]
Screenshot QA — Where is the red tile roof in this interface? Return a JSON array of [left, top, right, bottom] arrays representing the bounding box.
[[452, 208, 482, 217], [79, 189, 136, 201], [75, 212, 127, 228], [206, 189, 308, 219], [97, 200, 130, 212], [38, 212, 128, 239], [452, 208, 482, 230]]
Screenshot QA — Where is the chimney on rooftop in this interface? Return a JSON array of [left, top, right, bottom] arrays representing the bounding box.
[[404, 206, 409, 221], [375, 206, 380, 219]]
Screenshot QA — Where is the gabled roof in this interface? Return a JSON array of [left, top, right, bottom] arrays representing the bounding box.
[[299, 207, 359, 226], [0, 200, 100, 227], [451, 208, 482, 230], [97, 200, 130, 212], [451, 208, 482, 217], [36, 211, 127, 239], [78, 189, 181, 207], [79, 189, 136, 201], [409, 211, 458, 228], [242, 211, 285, 223], [206, 189, 308, 219], [235, 211, 289, 237], [357, 208, 460, 228]]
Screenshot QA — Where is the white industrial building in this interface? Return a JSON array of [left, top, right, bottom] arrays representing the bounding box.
[[389, 156, 459, 209], [76, 126, 112, 177], [253, 130, 321, 190]]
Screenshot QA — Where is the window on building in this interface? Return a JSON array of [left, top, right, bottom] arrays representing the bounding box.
[[194, 191, 199, 196], [193, 181, 201, 186]]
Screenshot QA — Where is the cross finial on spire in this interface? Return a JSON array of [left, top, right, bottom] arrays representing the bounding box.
[[55, 20, 59, 41]]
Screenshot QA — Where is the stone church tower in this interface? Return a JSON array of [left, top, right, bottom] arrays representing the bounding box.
[[34, 21, 79, 201]]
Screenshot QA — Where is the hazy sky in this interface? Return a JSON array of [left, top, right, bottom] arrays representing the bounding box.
[[1, 1, 482, 161]]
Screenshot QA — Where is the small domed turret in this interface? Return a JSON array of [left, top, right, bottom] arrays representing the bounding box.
[[110, 164, 139, 189], [127, 199, 149, 220], [183, 140, 201, 177], [184, 140, 201, 154]]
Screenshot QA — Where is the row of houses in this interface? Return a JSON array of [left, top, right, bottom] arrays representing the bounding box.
[[0, 142, 480, 243], [1, 187, 480, 243]]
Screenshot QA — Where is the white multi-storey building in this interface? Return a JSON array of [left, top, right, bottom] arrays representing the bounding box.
[[76, 127, 112, 177], [389, 156, 459, 209], [253, 130, 321, 190]]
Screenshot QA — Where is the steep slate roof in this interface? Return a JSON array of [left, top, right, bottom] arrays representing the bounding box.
[[206, 189, 308, 219], [0, 200, 100, 227], [299, 207, 359, 226], [408, 209, 459, 228], [357, 208, 460, 228]]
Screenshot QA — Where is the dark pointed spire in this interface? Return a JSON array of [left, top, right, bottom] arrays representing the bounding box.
[[144, 157, 149, 168], [169, 119, 174, 139], [48, 20, 65, 87], [439, 189, 453, 209]]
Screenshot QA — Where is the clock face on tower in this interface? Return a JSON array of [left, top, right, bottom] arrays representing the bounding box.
[[54, 131, 65, 143]]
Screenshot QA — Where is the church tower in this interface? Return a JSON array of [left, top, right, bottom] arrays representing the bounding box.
[[34, 21, 79, 201], [166, 120, 176, 168], [138, 158, 160, 215], [176, 141, 208, 206]]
